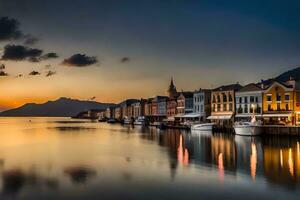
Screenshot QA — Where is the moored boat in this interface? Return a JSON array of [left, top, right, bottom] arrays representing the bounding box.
[[234, 115, 263, 136], [134, 116, 145, 125], [191, 123, 215, 131]]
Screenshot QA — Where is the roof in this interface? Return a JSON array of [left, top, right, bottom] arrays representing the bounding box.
[[153, 96, 169, 102], [194, 88, 211, 94], [212, 83, 243, 92], [237, 83, 262, 92], [179, 91, 194, 98], [118, 99, 140, 107]]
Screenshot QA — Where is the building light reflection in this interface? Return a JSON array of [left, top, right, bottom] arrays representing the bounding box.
[[250, 143, 257, 180]]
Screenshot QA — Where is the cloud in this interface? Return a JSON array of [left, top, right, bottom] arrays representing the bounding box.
[[121, 57, 130, 63], [28, 70, 40, 76], [46, 70, 56, 77], [62, 54, 97, 67], [0, 17, 23, 41], [1, 44, 43, 62], [41, 52, 59, 60], [0, 70, 8, 76], [23, 34, 39, 45]]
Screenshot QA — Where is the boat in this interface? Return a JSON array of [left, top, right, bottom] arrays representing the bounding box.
[[123, 117, 132, 124], [191, 123, 215, 131], [107, 118, 116, 123], [234, 115, 263, 136], [134, 116, 145, 125]]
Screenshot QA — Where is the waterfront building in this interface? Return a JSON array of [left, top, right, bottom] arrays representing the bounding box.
[[176, 92, 194, 116], [261, 78, 300, 125], [114, 106, 122, 121], [235, 83, 263, 120], [150, 96, 168, 122], [208, 83, 243, 125], [132, 99, 146, 119], [167, 98, 178, 120], [144, 98, 153, 116], [118, 99, 139, 120], [193, 89, 211, 122], [105, 106, 116, 119]]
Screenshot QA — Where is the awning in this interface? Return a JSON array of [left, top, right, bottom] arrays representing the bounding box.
[[262, 114, 292, 118], [163, 117, 175, 122], [235, 114, 262, 118], [207, 115, 232, 120], [182, 113, 202, 118]]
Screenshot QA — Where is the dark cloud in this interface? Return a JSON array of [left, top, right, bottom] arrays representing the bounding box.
[[1, 44, 43, 62], [46, 70, 56, 77], [23, 34, 39, 45], [0, 63, 5, 69], [28, 70, 40, 76], [0, 70, 8, 76], [0, 17, 23, 41], [62, 54, 97, 67], [41, 52, 59, 60], [64, 166, 96, 184], [121, 57, 130, 63]]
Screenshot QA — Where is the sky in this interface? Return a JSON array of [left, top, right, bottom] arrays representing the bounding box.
[[1, 0, 300, 110]]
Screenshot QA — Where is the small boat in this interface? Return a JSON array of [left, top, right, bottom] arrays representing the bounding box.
[[123, 117, 133, 124], [107, 118, 116, 123], [134, 116, 145, 125], [191, 123, 215, 131], [234, 115, 262, 136]]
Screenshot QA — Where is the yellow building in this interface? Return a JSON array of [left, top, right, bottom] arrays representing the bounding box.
[[262, 79, 300, 125]]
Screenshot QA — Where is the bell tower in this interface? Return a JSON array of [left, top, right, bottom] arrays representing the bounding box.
[[167, 77, 177, 98]]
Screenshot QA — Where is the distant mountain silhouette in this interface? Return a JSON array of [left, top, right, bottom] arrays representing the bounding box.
[[275, 66, 300, 82], [0, 97, 115, 117]]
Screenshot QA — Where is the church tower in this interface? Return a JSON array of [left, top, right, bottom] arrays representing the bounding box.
[[167, 77, 177, 98]]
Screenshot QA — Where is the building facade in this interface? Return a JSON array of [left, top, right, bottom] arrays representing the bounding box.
[[209, 84, 243, 125], [193, 89, 211, 122], [262, 79, 300, 125], [235, 83, 263, 120], [177, 92, 194, 115]]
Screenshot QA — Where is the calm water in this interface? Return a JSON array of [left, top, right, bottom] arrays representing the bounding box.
[[0, 118, 300, 199]]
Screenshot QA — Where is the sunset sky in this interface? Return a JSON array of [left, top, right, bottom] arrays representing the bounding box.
[[1, 0, 300, 111]]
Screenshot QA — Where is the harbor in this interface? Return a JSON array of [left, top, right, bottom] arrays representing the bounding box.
[[83, 77, 300, 136]]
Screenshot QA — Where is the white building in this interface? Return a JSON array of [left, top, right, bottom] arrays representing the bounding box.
[[193, 89, 211, 122], [235, 83, 263, 120]]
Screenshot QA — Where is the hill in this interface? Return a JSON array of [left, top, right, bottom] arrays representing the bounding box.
[[0, 97, 115, 117]]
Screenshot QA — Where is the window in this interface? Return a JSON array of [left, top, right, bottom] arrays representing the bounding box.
[[277, 103, 280, 111], [268, 104, 272, 111], [239, 97, 242, 103], [276, 93, 281, 102], [244, 97, 248, 103], [217, 95, 221, 103], [229, 94, 233, 102], [212, 95, 216, 103], [217, 104, 221, 111], [244, 104, 248, 113], [255, 97, 258, 103], [256, 105, 261, 113], [223, 93, 227, 102], [201, 105, 204, 112], [285, 103, 289, 111], [223, 104, 227, 111], [267, 94, 272, 102], [285, 94, 290, 101], [250, 96, 254, 103], [238, 105, 242, 113], [229, 103, 233, 111]]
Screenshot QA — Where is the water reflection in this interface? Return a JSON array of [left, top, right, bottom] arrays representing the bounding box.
[[64, 166, 96, 184], [1, 118, 300, 199]]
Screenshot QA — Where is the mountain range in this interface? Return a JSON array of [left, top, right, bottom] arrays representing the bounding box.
[[0, 97, 115, 117]]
